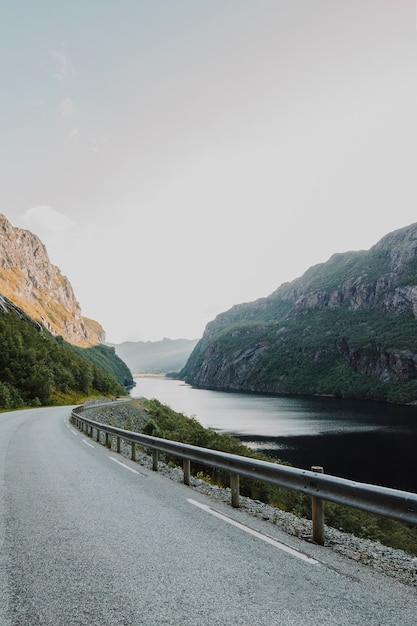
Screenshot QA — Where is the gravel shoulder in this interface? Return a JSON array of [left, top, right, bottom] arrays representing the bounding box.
[[81, 400, 417, 589]]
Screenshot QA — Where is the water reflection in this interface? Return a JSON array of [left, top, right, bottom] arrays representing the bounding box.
[[131, 376, 417, 491]]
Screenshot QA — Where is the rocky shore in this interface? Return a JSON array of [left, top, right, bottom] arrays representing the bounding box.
[[81, 400, 417, 588]]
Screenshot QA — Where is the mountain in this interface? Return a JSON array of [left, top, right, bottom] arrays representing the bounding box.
[[111, 338, 199, 375], [0, 300, 129, 408], [0, 213, 104, 346], [0, 213, 134, 405], [180, 223, 417, 404]]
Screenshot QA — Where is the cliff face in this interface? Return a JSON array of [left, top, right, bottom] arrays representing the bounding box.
[[278, 224, 417, 316], [0, 214, 104, 346], [180, 223, 417, 403]]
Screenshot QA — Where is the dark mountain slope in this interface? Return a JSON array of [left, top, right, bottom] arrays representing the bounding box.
[[0, 309, 127, 408], [180, 223, 417, 404]]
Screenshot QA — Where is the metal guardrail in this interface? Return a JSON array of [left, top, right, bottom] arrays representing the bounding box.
[[71, 406, 417, 545]]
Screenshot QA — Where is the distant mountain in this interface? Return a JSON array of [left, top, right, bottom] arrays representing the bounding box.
[[0, 213, 104, 346], [111, 338, 199, 374], [180, 223, 417, 404]]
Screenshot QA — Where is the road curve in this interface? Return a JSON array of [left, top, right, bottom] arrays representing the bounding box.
[[1, 406, 416, 625]]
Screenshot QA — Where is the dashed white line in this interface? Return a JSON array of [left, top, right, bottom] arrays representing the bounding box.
[[109, 456, 140, 475], [82, 439, 95, 449], [188, 498, 319, 565]]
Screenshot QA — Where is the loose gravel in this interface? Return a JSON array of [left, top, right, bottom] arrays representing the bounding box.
[[80, 400, 417, 589]]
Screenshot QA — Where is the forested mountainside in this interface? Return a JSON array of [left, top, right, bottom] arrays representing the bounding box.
[[0, 213, 104, 346], [111, 338, 199, 374], [180, 223, 417, 404], [0, 306, 131, 408]]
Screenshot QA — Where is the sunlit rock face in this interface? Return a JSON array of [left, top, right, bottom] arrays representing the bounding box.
[[0, 213, 105, 346]]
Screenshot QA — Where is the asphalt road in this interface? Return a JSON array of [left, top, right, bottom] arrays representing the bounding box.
[[0, 406, 416, 625]]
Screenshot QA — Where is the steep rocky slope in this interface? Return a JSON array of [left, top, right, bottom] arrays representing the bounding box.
[[180, 223, 417, 403], [0, 214, 104, 346]]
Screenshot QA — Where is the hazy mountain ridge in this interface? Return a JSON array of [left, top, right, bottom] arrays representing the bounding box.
[[0, 213, 104, 346], [111, 338, 199, 374], [180, 223, 417, 404]]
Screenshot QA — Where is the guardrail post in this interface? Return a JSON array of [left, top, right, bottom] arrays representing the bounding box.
[[231, 473, 240, 508], [152, 450, 158, 471], [117, 436, 121, 453], [183, 459, 191, 485], [96, 428, 100, 442], [105, 433, 110, 449], [131, 442, 136, 461], [311, 465, 325, 545]]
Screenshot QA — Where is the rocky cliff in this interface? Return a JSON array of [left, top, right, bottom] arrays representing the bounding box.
[[180, 223, 417, 403], [0, 214, 104, 346], [277, 224, 417, 316]]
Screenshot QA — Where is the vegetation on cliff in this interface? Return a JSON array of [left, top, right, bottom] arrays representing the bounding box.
[[180, 223, 417, 404], [0, 311, 129, 408], [181, 308, 417, 403], [69, 343, 134, 390]]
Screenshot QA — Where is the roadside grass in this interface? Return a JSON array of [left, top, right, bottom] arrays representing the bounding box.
[[83, 397, 417, 556]]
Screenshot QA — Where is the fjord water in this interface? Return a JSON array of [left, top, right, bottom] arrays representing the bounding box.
[[131, 377, 417, 493]]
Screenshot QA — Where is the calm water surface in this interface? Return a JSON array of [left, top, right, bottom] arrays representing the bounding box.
[[131, 377, 417, 492]]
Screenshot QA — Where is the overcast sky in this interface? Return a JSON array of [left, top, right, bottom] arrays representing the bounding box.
[[1, 1, 417, 344]]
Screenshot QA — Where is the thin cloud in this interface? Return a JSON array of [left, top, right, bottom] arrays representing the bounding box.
[[31, 99, 48, 109], [50, 50, 76, 82], [60, 98, 74, 117], [20, 206, 74, 233], [90, 136, 109, 155]]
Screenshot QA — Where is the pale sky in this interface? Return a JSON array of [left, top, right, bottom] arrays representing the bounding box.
[[1, 1, 417, 344]]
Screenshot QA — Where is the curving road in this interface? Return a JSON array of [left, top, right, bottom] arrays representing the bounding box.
[[1, 406, 416, 625]]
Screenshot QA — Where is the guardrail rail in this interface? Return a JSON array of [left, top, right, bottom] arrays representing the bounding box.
[[71, 406, 417, 545]]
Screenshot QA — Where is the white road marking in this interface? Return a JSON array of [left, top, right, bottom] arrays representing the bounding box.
[[188, 498, 320, 565], [70, 429, 78, 436], [109, 456, 140, 475], [82, 439, 95, 448]]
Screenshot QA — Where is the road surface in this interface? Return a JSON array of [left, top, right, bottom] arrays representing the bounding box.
[[0, 406, 416, 625]]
